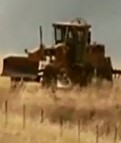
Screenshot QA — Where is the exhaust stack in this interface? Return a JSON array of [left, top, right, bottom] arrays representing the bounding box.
[[39, 26, 43, 48]]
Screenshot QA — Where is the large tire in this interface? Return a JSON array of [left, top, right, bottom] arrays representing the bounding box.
[[42, 65, 57, 88], [80, 64, 94, 86], [71, 64, 94, 87], [96, 58, 113, 82]]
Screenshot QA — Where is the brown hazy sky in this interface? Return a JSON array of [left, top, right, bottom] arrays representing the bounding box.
[[0, 0, 121, 67]]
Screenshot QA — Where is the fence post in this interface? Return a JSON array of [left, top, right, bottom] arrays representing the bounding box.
[[114, 124, 118, 143], [5, 100, 8, 127], [40, 109, 44, 123], [96, 124, 99, 143], [106, 123, 110, 136], [77, 119, 81, 143], [23, 104, 26, 129], [59, 115, 63, 137]]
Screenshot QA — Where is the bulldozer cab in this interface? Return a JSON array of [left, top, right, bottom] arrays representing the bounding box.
[[52, 18, 91, 64]]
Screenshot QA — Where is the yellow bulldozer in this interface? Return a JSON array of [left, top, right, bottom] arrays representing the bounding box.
[[1, 18, 121, 88]]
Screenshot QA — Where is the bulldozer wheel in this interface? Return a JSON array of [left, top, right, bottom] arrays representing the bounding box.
[[69, 63, 94, 87], [42, 65, 58, 88], [96, 64, 113, 82], [79, 64, 94, 87], [79, 71, 87, 86]]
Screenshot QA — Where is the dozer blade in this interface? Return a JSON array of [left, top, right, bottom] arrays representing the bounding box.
[[1, 56, 39, 80]]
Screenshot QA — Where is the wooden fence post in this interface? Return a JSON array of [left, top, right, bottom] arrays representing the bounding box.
[[23, 104, 26, 129], [96, 124, 99, 143], [106, 123, 110, 136], [59, 115, 63, 137], [77, 119, 81, 143], [40, 109, 44, 123], [114, 124, 118, 143], [5, 100, 8, 127]]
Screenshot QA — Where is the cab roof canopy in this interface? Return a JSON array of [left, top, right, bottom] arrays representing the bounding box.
[[52, 18, 91, 29]]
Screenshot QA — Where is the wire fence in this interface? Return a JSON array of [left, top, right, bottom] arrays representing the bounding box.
[[2, 100, 121, 143]]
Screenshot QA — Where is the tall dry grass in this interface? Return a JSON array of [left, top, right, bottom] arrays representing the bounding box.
[[0, 55, 121, 142]]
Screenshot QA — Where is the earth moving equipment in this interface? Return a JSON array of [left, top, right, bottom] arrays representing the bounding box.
[[1, 56, 39, 82], [1, 18, 121, 88]]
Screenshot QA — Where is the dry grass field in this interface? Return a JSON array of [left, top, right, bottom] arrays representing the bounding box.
[[0, 55, 121, 143]]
